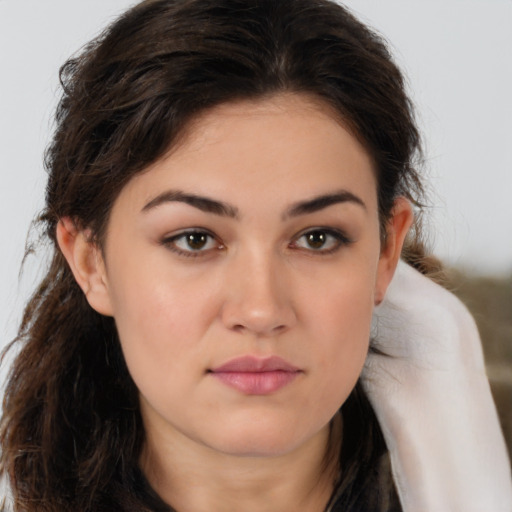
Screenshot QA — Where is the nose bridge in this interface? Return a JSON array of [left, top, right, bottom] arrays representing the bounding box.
[[221, 242, 295, 335]]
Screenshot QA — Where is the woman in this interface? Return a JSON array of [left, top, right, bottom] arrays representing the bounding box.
[[1, 1, 510, 511]]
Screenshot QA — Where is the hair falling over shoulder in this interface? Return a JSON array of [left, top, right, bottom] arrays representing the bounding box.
[[1, 1, 437, 510]]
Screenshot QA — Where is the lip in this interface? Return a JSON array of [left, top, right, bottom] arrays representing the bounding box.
[[209, 356, 302, 395]]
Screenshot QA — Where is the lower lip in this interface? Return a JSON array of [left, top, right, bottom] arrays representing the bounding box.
[[211, 370, 299, 395]]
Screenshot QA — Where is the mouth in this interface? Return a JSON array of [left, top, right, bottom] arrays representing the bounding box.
[[208, 356, 302, 395]]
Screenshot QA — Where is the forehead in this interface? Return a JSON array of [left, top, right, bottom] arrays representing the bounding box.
[[173, 93, 368, 162], [114, 93, 378, 215]]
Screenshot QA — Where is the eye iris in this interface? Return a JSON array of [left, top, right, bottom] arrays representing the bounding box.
[[187, 233, 208, 250], [307, 231, 326, 249]]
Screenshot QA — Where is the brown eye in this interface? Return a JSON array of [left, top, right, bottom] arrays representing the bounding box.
[[184, 233, 209, 250], [164, 230, 221, 256], [305, 231, 327, 249], [293, 228, 350, 253]]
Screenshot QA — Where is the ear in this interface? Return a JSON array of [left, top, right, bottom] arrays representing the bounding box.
[[374, 197, 414, 305], [56, 217, 114, 316]]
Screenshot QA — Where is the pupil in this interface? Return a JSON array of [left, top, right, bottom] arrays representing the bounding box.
[[187, 233, 207, 250], [307, 232, 326, 249]]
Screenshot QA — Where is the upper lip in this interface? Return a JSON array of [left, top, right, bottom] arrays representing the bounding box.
[[210, 356, 300, 373]]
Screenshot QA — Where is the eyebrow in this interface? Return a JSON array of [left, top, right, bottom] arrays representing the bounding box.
[[284, 190, 366, 219], [141, 190, 239, 218], [141, 188, 365, 219]]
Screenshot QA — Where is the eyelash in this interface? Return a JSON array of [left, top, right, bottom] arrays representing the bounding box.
[[161, 227, 352, 258], [161, 230, 223, 258], [290, 228, 352, 255]]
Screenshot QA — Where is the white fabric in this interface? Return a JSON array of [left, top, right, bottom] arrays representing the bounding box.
[[362, 260, 512, 512]]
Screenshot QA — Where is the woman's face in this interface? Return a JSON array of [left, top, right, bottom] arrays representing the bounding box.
[[85, 94, 401, 457]]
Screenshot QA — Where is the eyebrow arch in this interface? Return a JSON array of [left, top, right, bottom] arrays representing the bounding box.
[[141, 190, 239, 218], [284, 190, 366, 219]]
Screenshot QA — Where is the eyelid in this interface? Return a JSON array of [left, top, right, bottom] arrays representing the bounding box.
[[161, 229, 224, 258], [160, 226, 352, 258], [290, 227, 353, 254]]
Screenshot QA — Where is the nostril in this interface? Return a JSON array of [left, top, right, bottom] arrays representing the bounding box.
[[229, 323, 288, 336]]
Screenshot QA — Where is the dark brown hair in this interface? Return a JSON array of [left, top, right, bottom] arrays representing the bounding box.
[[1, 1, 429, 510]]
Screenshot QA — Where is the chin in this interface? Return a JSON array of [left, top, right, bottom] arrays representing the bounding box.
[[201, 415, 328, 458]]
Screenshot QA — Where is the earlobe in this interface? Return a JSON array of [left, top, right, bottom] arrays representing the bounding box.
[[374, 198, 414, 304], [56, 218, 114, 316]]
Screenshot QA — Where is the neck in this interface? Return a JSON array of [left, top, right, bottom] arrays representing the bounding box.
[[140, 414, 342, 512]]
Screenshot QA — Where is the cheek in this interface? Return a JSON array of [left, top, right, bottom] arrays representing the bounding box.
[[306, 267, 375, 396], [322, 279, 373, 352], [280, 274, 373, 445], [106, 260, 220, 395]]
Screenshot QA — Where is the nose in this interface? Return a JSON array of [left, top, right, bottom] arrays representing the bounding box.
[[220, 248, 297, 337]]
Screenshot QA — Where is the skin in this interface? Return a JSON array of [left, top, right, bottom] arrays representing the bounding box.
[[57, 93, 412, 512]]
